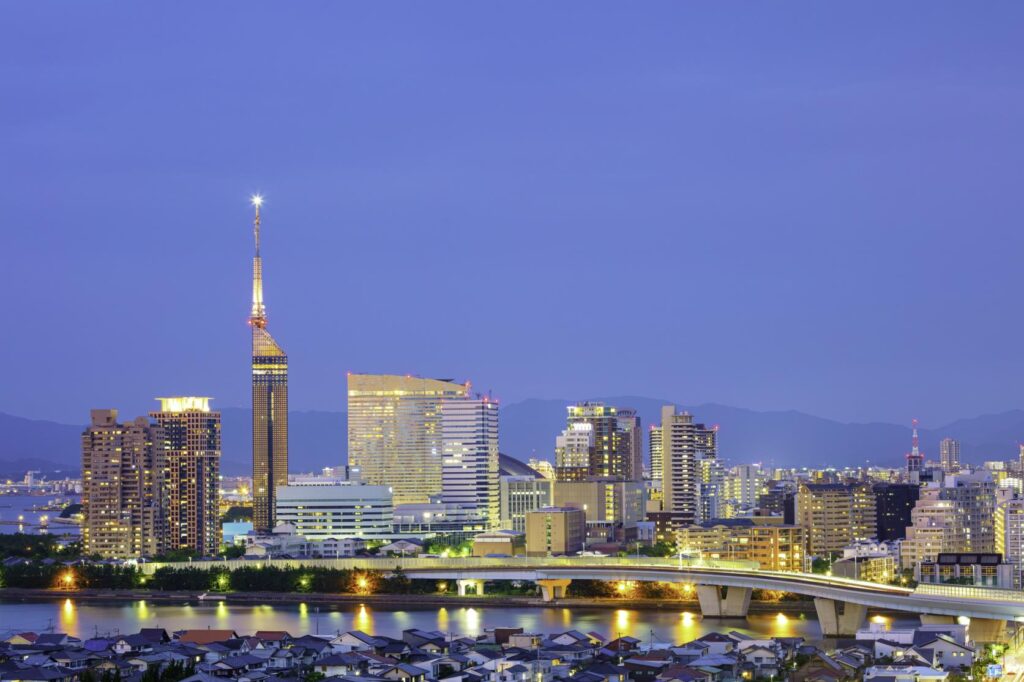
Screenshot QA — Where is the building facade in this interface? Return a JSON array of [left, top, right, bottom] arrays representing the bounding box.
[[939, 471, 996, 554], [873, 483, 920, 542], [499, 475, 553, 533], [249, 197, 289, 532], [554, 423, 594, 482], [274, 483, 394, 541], [660, 406, 717, 533], [81, 410, 168, 558], [795, 482, 876, 556], [565, 403, 643, 481], [552, 479, 645, 545], [440, 397, 500, 528], [939, 438, 961, 474], [995, 496, 1024, 588], [901, 486, 966, 569], [525, 506, 586, 557], [347, 374, 468, 504], [151, 397, 222, 557], [675, 518, 805, 572]]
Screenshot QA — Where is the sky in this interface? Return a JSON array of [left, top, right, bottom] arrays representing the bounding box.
[[2, 3, 1024, 427]]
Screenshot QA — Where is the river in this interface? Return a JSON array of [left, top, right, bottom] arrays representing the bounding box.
[[0, 598, 918, 644]]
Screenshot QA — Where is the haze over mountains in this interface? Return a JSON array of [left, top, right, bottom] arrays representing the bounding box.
[[4, 398, 1024, 477]]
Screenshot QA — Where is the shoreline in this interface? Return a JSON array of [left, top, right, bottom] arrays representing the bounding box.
[[0, 588, 824, 614]]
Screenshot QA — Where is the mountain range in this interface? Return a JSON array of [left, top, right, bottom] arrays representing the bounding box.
[[3, 399, 1024, 477]]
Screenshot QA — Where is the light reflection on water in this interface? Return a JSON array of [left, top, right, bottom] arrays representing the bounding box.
[[0, 599, 918, 644]]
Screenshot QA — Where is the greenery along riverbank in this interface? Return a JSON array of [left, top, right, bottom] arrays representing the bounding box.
[[0, 563, 808, 602]]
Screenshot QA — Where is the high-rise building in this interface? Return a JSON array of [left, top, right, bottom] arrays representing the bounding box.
[[939, 438, 961, 474], [939, 471, 997, 554], [249, 196, 289, 532], [901, 486, 966, 569], [151, 397, 222, 557], [995, 496, 1024, 588], [649, 425, 663, 483], [660, 405, 717, 532], [440, 397, 500, 528], [81, 410, 168, 558], [347, 374, 468, 504], [795, 482, 876, 555], [873, 482, 920, 541], [554, 423, 594, 481], [675, 518, 806, 572], [565, 403, 643, 481]]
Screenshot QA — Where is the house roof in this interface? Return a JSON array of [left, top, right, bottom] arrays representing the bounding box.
[[177, 630, 238, 645]]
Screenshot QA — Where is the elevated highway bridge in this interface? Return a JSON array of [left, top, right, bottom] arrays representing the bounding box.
[[144, 556, 1024, 642]]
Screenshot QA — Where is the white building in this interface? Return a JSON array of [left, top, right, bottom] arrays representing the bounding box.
[[499, 475, 552, 533], [440, 397, 500, 529], [554, 423, 594, 478], [274, 483, 394, 541], [901, 486, 965, 570], [995, 496, 1024, 588]]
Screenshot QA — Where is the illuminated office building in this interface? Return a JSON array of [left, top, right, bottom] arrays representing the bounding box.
[[347, 374, 468, 504], [440, 396, 500, 528], [649, 425, 663, 483], [151, 397, 222, 556], [248, 196, 289, 532], [554, 423, 594, 481], [81, 409, 168, 558], [795, 482, 876, 555]]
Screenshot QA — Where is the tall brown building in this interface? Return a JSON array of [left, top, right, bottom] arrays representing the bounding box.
[[151, 397, 222, 556], [248, 195, 289, 532], [795, 482, 877, 555], [81, 409, 168, 558]]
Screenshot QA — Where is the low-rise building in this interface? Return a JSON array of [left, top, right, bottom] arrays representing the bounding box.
[[915, 552, 1015, 588], [275, 483, 394, 541], [525, 507, 586, 557], [472, 530, 526, 557]]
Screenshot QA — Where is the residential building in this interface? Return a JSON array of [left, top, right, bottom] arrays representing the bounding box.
[[674, 518, 805, 571], [939, 471, 996, 554], [660, 405, 716, 533], [873, 483, 920, 542], [648, 425, 663, 486], [249, 197, 289, 533], [151, 397, 221, 557], [901, 487, 966, 570], [525, 506, 586, 556], [347, 374, 468, 504], [795, 483, 876, 555], [81, 409, 168, 558], [440, 397, 500, 528], [939, 438, 961, 474], [552, 479, 645, 545], [995, 496, 1024, 588], [554, 423, 594, 482], [565, 403, 643, 481], [274, 483, 394, 541]]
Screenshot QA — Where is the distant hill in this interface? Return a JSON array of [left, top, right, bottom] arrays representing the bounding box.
[[3, 402, 1024, 477]]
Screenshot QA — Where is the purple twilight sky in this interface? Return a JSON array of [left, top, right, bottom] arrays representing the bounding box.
[[2, 3, 1024, 426]]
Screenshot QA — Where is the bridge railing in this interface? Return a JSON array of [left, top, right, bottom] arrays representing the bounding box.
[[914, 583, 1024, 603]]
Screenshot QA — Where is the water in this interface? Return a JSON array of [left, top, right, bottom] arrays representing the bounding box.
[[0, 494, 81, 536], [0, 599, 919, 644]]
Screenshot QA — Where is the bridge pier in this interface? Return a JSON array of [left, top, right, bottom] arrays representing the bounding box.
[[813, 598, 866, 637], [966, 617, 1008, 644], [920, 614, 956, 626], [456, 579, 484, 596], [696, 585, 751, 617], [537, 579, 572, 602]]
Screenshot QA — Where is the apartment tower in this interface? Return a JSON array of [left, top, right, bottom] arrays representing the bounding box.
[[151, 397, 222, 556], [249, 196, 289, 532], [660, 405, 717, 531], [81, 409, 168, 558], [440, 396, 500, 528]]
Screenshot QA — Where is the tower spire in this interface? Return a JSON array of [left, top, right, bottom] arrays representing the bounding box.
[[249, 194, 266, 327]]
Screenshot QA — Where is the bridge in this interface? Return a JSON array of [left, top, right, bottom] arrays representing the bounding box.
[[142, 556, 1024, 642]]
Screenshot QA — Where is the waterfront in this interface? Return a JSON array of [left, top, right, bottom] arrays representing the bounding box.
[[0, 493, 80, 536], [0, 598, 918, 644]]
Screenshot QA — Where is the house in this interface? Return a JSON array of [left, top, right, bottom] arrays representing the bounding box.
[[915, 635, 974, 669], [379, 663, 429, 682], [178, 631, 239, 646], [690, 634, 734, 657], [791, 653, 853, 682], [863, 665, 949, 681], [378, 540, 424, 556]]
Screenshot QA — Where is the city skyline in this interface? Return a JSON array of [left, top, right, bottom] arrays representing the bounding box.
[[5, 4, 1024, 427]]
